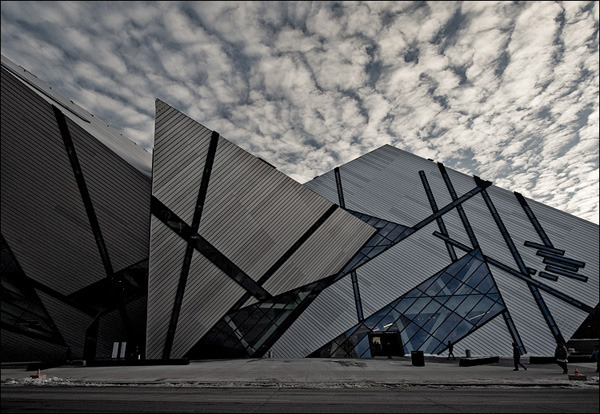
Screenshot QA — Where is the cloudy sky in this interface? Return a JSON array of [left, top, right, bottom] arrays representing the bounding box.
[[1, 1, 598, 224]]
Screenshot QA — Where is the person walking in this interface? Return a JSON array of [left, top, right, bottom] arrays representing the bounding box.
[[590, 345, 599, 373], [554, 342, 569, 374], [447, 340, 455, 360], [512, 342, 527, 371]]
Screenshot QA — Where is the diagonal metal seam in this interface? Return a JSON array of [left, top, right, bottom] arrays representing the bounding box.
[[413, 180, 491, 231], [257, 204, 339, 287], [477, 184, 566, 345], [335, 167, 364, 322], [437, 164, 523, 353], [419, 170, 457, 262], [52, 105, 134, 345], [151, 196, 271, 310], [514, 192, 554, 248], [162, 131, 219, 359], [227, 203, 339, 314], [1, 233, 69, 344], [437, 163, 479, 248]]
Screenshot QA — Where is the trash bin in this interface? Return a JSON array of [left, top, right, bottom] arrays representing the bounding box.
[[411, 350, 425, 366]]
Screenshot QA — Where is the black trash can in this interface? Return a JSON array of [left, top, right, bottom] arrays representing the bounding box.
[[411, 350, 425, 366]]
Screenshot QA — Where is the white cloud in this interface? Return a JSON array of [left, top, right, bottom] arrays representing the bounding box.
[[0, 1, 597, 224]]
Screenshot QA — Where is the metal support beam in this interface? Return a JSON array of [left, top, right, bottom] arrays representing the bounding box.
[[335, 167, 364, 321], [162, 131, 219, 359], [53, 106, 133, 352]]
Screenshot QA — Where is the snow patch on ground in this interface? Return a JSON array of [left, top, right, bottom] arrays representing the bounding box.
[[2, 376, 598, 389]]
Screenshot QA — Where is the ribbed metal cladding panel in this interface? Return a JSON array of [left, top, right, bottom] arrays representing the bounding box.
[[262, 208, 376, 296], [541, 290, 591, 349], [459, 185, 597, 349], [438, 208, 474, 249], [453, 314, 513, 357], [304, 169, 338, 203], [1, 68, 106, 294], [199, 135, 334, 281], [358, 221, 458, 318], [146, 216, 187, 360], [67, 116, 151, 272], [269, 275, 358, 358], [489, 185, 598, 306], [345, 146, 451, 224], [153, 100, 211, 226], [171, 250, 246, 359], [36, 291, 93, 359], [489, 267, 556, 356], [0, 329, 66, 363], [461, 196, 516, 267]]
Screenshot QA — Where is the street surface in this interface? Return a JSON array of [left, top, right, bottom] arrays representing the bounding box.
[[2, 386, 599, 413]]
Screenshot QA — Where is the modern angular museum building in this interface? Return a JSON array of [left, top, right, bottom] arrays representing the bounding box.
[[1, 54, 598, 363]]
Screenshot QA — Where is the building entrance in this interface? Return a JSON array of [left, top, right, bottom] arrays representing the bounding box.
[[369, 332, 404, 357]]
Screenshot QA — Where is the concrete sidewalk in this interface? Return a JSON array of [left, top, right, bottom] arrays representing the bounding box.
[[2, 357, 598, 388]]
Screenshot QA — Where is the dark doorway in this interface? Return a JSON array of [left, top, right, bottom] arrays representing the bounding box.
[[369, 332, 404, 357]]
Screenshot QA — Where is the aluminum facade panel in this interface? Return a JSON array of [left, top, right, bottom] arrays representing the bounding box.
[[199, 136, 334, 281], [146, 217, 187, 360], [489, 267, 557, 356], [0, 329, 66, 363], [262, 207, 375, 296], [67, 114, 151, 273], [540, 290, 591, 349], [269, 275, 358, 358], [153, 100, 211, 226], [357, 220, 460, 317], [1, 68, 107, 294], [36, 291, 93, 359], [452, 314, 513, 357], [148, 102, 375, 358], [171, 250, 246, 358], [492, 187, 598, 304]]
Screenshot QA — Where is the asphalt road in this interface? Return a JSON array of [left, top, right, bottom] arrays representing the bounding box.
[[2, 386, 599, 413]]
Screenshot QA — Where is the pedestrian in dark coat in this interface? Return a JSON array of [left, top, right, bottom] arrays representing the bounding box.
[[447, 340, 455, 360], [555, 343, 569, 374], [512, 342, 527, 371]]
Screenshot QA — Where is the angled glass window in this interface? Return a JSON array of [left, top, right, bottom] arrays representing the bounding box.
[[310, 248, 508, 358], [188, 279, 329, 359]]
